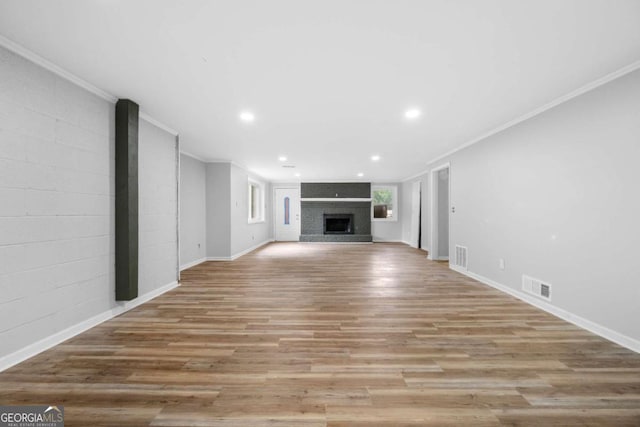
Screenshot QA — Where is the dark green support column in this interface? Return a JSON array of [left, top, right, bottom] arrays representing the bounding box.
[[115, 99, 139, 301]]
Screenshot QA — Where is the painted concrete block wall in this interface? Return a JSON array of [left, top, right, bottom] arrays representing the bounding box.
[[179, 154, 206, 267], [205, 162, 231, 258], [230, 164, 272, 256], [0, 45, 179, 363], [138, 119, 178, 295], [418, 69, 640, 345], [0, 45, 115, 359]]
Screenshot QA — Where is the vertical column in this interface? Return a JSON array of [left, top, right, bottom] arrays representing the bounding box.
[[115, 99, 139, 301]]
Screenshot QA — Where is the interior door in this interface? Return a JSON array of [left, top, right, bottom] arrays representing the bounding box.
[[274, 187, 301, 241]]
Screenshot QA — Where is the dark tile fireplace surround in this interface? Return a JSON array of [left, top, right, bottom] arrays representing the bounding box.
[[299, 183, 372, 243]]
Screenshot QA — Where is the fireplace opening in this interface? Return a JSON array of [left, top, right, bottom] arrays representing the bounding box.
[[324, 214, 354, 234]]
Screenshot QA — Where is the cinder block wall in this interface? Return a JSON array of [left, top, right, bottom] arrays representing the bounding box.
[[0, 45, 178, 362]]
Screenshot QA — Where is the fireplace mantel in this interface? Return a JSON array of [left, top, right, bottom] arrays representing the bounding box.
[[300, 198, 372, 202]]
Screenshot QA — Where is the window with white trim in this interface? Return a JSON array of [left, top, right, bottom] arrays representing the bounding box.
[[371, 185, 397, 221], [248, 179, 265, 223]]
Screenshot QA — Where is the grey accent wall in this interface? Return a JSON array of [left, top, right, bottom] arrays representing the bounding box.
[[230, 164, 272, 256], [403, 68, 640, 347], [300, 182, 372, 242], [203, 163, 272, 259], [205, 163, 231, 259], [301, 202, 371, 233], [179, 154, 206, 268]]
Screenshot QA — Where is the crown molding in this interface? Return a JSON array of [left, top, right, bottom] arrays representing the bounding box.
[[0, 33, 178, 137], [179, 150, 209, 163], [403, 59, 640, 182], [139, 112, 178, 136], [0, 33, 117, 103]]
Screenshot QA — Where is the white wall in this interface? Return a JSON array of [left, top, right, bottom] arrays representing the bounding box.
[[414, 68, 640, 348], [205, 162, 231, 259], [437, 169, 449, 258], [180, 154, 206, 268], [371, 182, 403, 242], [400, 180, 417, 244], [138, 119, 178, 295], [0, 44, 179, 365]]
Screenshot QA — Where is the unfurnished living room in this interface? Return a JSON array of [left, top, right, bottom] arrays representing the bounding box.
[[1, 1, 639, 426]]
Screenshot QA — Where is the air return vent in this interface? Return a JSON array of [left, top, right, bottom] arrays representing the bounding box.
[[522, 275, 552, 301], [453, 245, 468, 270]]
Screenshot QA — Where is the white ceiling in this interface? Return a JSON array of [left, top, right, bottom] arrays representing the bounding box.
[[1, 0, 639, 182]]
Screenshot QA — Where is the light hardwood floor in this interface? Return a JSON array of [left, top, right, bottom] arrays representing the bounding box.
[[1, 243, 639, 426]]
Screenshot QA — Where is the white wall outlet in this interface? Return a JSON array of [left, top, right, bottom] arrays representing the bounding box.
[[499, 258, 505, 270]]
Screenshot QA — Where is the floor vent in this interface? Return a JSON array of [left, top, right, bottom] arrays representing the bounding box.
[[522, 275, 552, 301], [454, 245, 468, 270]]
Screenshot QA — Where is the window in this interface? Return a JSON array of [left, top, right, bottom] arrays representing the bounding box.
[[372, 185, 397, 221], [248, 179, 264, 223]]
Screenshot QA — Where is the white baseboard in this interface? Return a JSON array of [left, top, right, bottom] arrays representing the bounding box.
[[373, 239, 405, 243], [450, 266, 640, 354], [231, 239, 273, 260], [399, 240, 428, 251], [0, 281, 180, 372], [180, 257, 207, 271], [207, 239, 273, 262]]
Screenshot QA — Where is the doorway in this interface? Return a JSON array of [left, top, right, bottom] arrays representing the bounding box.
[[274, 187, 301, 241], [410, 181, 422, 248], [429, 163, 450, 261]]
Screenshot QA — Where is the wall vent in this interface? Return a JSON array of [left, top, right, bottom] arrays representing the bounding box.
[[522, 275, 552, 301], [454, 245, 468, 270]]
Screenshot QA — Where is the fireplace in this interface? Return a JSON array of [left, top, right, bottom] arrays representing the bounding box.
[[323, 214, 354, 235]]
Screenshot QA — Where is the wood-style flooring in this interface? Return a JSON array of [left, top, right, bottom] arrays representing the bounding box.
[[1, 243, 639, 426]]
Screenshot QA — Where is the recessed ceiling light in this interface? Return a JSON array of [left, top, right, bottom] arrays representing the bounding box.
[[371, 155, 380, 161], [404, 109, 421, 119], [278, 156, 287, 162], [239, 111, 255, 122], [357, 172, 364, 177], [294, 173, 301, 177]]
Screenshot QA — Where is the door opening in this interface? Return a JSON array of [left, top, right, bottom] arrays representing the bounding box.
[[429, 163, 450, 261], [274, 187, 301, 241], [410, 181, 422, 248]]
